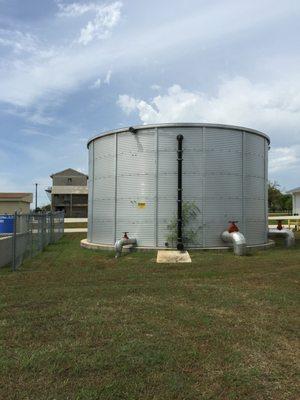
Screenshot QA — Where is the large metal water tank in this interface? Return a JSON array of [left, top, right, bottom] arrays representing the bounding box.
[[87, 123, 270, 248]]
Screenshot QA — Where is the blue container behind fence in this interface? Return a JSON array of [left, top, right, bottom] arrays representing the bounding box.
[[0, 215, 14, 234]]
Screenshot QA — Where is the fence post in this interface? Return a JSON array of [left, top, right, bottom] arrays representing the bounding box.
[[62, 211, 65, 239], [39, 213, 42, 251], [50, 212, 54, 244], [29, 213, 33, 258], [42, 212, 45, 249], [12, 211, 17, 271]]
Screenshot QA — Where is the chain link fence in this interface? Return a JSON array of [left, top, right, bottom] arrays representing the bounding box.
[[0, 211, 64, 270]]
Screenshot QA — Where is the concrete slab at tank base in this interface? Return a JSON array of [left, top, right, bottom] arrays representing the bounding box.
[[156, 250, 191, 263], [80, 239, 115, 251], [80, 239, 275, 252]]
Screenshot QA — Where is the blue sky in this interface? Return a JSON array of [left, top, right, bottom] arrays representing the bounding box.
[[0, 0, 299, 205]]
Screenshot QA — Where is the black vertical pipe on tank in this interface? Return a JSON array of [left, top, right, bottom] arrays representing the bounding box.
[[177, 134, 184, 251]]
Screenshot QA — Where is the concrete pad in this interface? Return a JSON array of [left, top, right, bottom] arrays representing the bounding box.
[[65, 218, 87, 223], [64, 228, 87, 233], [156, 250, 191, 263]]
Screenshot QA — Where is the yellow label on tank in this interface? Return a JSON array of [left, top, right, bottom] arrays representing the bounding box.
[[138, 202, 146, 208]]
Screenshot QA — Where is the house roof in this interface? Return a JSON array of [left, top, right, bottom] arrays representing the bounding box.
[[287, 187, 300, 194], [0, 193, 28, 198], [0, 193, 33, 202], [50, 168, 88, 178]]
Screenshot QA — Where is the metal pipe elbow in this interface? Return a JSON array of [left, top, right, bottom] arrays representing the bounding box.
[[221, 230, 247, 256], [285, 229, 296, 247], [268, 228, 295, 247], [114, 238, 137, 258]]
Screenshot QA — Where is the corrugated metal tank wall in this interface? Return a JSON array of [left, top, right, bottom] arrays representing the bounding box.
[[87, 124, 269, 248]]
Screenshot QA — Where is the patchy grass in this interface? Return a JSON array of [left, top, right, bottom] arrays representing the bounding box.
[[0, 234, 299, 400]]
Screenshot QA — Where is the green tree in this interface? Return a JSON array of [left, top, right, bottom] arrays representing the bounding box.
[[280, 194, 292, 212], [268, 181, 292, 213]]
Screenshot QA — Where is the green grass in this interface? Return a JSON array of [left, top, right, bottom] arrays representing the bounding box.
[[64, 222, 87, 229], [268, 212, 292, 216], [268, 220, 290, 225], [0, 234, 299, 400]]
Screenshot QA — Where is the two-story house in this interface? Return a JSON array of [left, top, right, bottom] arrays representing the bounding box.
[[46, 168, 88, 217]]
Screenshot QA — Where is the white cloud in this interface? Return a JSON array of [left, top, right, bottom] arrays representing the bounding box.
[[89, 70, 111, 89], [104, 69, 112, 84], [26, 112, 55, 126], [91, 77, 101, 88], [0, 29, 38, 54], [0, 29, 54, 58], [0, 3, 122, 110], [4, 107, 55, 126], [58, 1, 123, 45], [117, 77, 300, 146], [117, 94, 138, 114], [0, 47, 100, 107], [0, 0, 298, 113], [269, 146, 300, 173], [21, 128, 55, 138], [118, 78, 300, 180], [57, 2, 96, 17], [75, 166, 88, 174], [151, 84, 161, 90]]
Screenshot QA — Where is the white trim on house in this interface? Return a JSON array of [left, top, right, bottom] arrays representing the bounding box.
[[51, 186, 88, 195], [287, 188, 300, 215]]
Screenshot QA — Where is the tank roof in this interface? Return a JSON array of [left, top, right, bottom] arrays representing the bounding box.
[[87, 123, 270, 148]]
